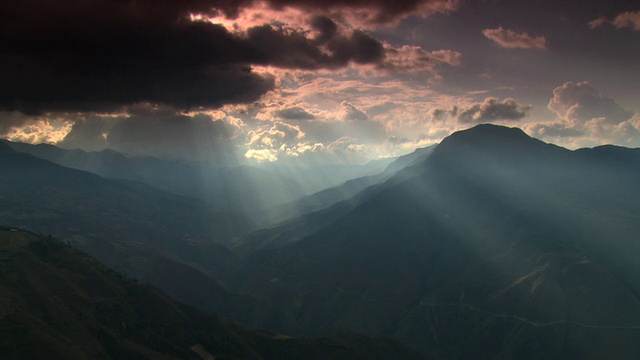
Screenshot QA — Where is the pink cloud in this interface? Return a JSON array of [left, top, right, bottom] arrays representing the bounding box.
[[214, 0, 460, 28], [382, 46, 462, 72], [587, 16, 608, 29], [588, 11, 640, 31], [613, 11, 640, 31], [482, 27, 547, 50]]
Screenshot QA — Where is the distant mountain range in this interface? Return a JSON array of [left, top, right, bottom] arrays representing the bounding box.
[[228, 124, 640, 359], [3, 124, 640, 358], [2, 140, 391, 226], [0, 141, 265, 325], [0, 228, 425, 359]]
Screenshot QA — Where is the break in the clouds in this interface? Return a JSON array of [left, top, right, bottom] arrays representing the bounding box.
[[482, 27, 547, 50], [589, 11, 640, 31]]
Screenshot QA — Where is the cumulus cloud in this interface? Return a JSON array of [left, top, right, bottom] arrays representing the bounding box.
[[428, 107, 458, 122], [1, 111, 74, 145], [326, 136, 367, 153], [381, 46, 462, 73], [245, 121, 306, 161], [482, 27, 547, 49], [548, 81, 633, 124], [529, 82, 640, 148], [0, 112, 32, 134], [3, 119, 73, 145], [589, 11, 640, 31], [244, 148, 279, 162], [457, 97, 531, 123]]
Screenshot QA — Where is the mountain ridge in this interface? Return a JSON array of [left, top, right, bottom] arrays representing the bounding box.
[[0, 228, 428, 359], [229, 124, 640, 359]]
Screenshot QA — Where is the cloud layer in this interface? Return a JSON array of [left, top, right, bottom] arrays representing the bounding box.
[[216, 0, 460, 26], [1, 1, 639, 163], [0, 1, 423, 115]]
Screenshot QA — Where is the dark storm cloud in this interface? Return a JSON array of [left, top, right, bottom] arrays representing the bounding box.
[[244, 23, 384, 69], [0, 0, 387, 114], [457, 98, 531, 123]]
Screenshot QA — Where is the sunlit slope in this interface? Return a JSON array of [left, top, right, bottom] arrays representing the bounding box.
[[233, 124, 640, 359], [234, 145, 436, 254], [0, 228, 427, 360], [261, 145, 437, 226]]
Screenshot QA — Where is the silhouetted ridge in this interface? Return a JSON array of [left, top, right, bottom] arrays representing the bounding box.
[[430, 123, 569, 167], [576, 145, 640, 164], [0, 141, 15, 153], [0, 229, 427, 359]]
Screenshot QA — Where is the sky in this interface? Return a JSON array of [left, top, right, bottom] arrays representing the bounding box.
[[1, 0, 639, 165]]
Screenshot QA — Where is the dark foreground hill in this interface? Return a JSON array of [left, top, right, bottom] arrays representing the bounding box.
[[231, 124, 640, 359], [0, 228, 426, 360]]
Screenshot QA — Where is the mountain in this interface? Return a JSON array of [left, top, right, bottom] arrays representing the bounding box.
[[2, 140, 303, 224], [234, 145, 436, 255], [230, 124, 640, 359], [0, 228, 426, 359], [263, 146, 436, 225], [0, 142, 267, 324], [3, 140, 391, 226]]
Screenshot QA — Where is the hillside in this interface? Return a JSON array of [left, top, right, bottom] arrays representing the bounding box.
[[0, 228, 426, 359], [3, 140, 390, 226], [262, 145, 436, 226], [231, 125, 640, 359], [0, 142, 266, 324]]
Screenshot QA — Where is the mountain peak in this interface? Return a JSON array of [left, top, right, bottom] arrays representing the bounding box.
[[430, 124, 566, 165], [440, 124, 531, 147]]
